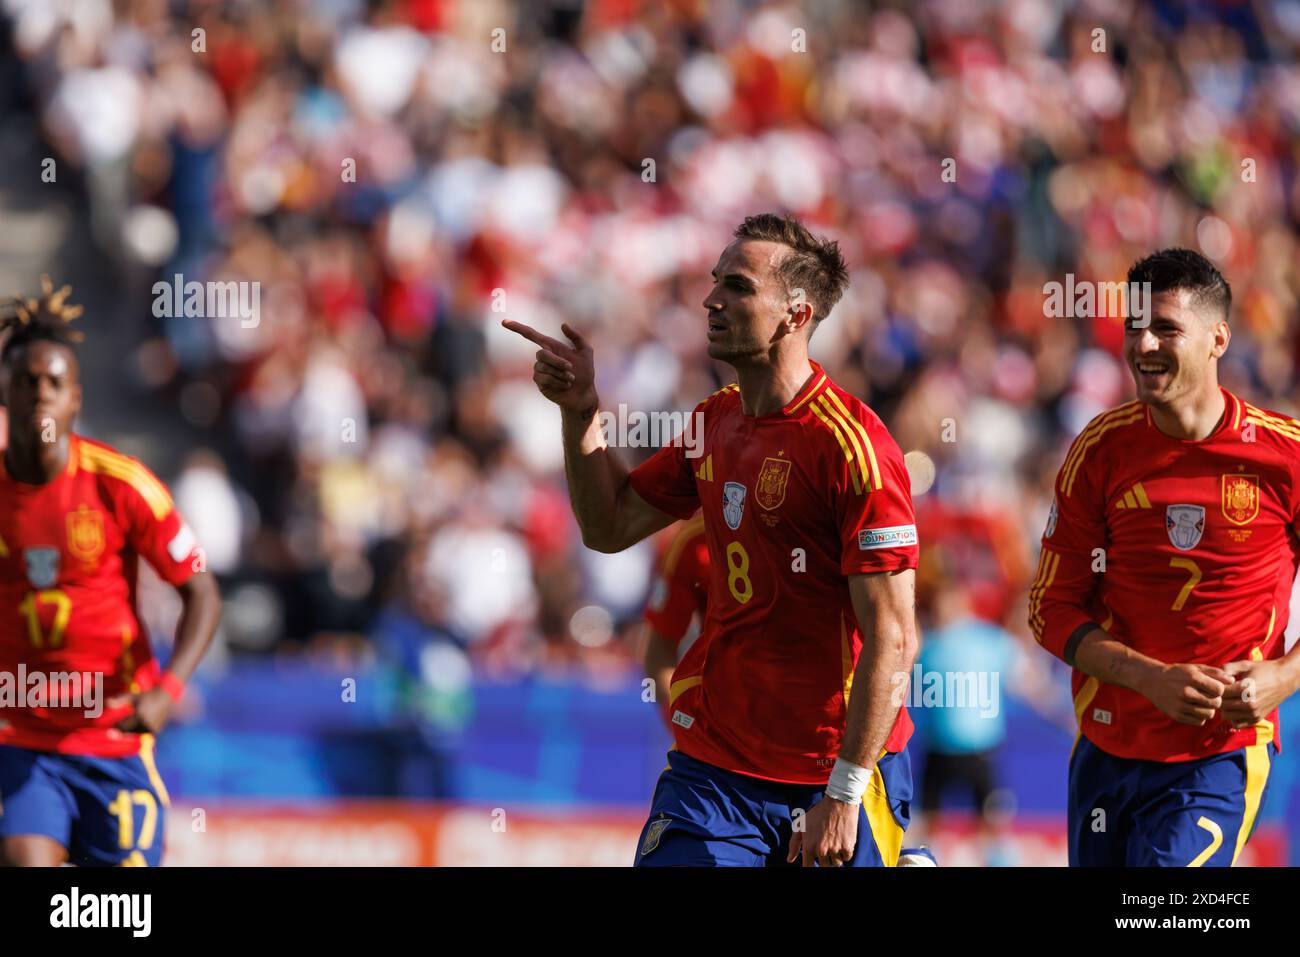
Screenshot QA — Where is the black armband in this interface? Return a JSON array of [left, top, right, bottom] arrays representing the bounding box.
[[1063, 622, 1101, 668]]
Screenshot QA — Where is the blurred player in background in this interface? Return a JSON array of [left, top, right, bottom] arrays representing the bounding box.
[[506, 213, 921, 867], [1032, 249, 1300, 866], [639, 518, 709, 729], [0, 279, 221, 866], [914, 584, 1065, 866]]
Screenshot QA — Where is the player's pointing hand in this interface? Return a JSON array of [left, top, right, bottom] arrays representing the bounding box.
[[502, 319, 599, 417]]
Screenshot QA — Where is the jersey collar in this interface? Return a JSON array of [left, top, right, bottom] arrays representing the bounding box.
[[781, 360, 829, 417], [1142, 387, 1240, 440]]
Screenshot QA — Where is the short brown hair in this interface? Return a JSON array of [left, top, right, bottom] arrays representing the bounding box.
[[733, 213, 849, 323]]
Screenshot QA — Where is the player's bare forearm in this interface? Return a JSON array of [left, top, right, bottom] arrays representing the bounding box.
[[840, 569, 920, 769], [560, 405, 634, 551], [559, 408, 673, 550], [1072, 628, 1162, 693], [1073, 626, 1232, 726], [792, 569, 917, 870], [169, 572, 222, 683], [113, 572, 222, 736], [1249, 640, 1300, 692]]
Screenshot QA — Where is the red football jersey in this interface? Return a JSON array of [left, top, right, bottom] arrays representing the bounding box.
[[1032, 390, 1300, 761], [629, 361, 919, 784], [0, 434, 202, 757], [643, 517, 709, 644]]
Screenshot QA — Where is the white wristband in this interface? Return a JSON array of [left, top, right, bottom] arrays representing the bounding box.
[[824, 757, 872, 804]]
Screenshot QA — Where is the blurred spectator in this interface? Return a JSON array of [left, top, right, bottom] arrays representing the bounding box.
[[4, 0, 1298, 688]]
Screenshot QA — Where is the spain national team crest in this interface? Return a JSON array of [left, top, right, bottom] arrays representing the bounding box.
[[24, 547, 60, 589], [755, 457, 792, 511], [1166, 505, 1205, 551], [723, 482, 747, 530], [67, 505, 105, 563], [1222, 474, 1260, 526], [641, 815, 671, 857]]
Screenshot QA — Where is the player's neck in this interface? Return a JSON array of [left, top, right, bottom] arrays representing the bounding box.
[[1147, 384, 1226, 441], [4, 433, 71, 485], [733, 355, 816, 417]]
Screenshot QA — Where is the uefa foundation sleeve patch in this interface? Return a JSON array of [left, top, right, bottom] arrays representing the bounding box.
[[167, 522, 198, 562], [857, 524, 918, 550]]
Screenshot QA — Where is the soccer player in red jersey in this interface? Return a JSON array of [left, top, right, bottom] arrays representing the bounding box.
[[640, 518, 709, 729], [1031, 249, 1300, 866], [505, 214, 921, 867], [0, 279, 222, 867]]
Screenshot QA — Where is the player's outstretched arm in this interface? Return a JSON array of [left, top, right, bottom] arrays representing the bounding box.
[[791, 568, 919, 867], [502, 319, 675, 552], [115, 572, 222, 735]]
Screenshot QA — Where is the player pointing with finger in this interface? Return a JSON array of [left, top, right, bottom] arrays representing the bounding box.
[[1031, 249, 1300, 866], [504, 214, 921, 867]]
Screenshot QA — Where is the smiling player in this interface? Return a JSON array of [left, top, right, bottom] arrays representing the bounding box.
[[0, 278, 222, 867], [505, 214, 920, 867], [1031, 249, 1300, 866]]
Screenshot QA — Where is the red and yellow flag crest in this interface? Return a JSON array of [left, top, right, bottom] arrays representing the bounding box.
[[1222, 474, 1259, 526], [66, 504, 105, 562], [756, 457, 792, 510]]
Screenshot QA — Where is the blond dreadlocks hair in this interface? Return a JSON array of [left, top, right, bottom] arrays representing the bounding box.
[[1, 275, 85, 366]]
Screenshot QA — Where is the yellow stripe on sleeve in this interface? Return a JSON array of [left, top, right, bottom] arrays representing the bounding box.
[[1063, 409, 1144, 495], [809, 402, 862, 493], [79, 447, 174, 520], [1028, 550, 1059, 640], [1026, 549, 1051, 642], [1060, 403, 1141, 490], [817, 395, 874, 494], [821, 389, 883, 491], [1245, 407, 1300, 443]]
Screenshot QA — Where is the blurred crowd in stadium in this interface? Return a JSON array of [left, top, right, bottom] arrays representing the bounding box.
[[4, 0, 1300, 743]]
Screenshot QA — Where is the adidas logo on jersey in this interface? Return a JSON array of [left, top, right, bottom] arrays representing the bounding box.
[[1114, 483, 1152, 509]]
